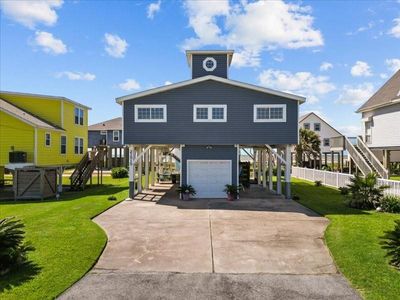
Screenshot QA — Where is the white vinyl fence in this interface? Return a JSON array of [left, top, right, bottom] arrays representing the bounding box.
[[292, 167, 400, 196]]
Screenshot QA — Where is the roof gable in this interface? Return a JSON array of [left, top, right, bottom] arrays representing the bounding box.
[[298, 112, 342, 136], [116, 75, 306, 104], [89, 117, 122, 131], [357, 70, 400, 112], [0, 98, 65, 131]]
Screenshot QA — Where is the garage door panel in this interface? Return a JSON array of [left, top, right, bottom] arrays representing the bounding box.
[[187, 160, 231, 198]]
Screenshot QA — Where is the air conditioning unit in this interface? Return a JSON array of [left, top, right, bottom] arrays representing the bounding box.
[[9, 151, 27, 163]]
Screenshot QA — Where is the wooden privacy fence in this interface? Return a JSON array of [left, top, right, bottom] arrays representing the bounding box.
[[14, 168, 57, 200], [292, 167, 400, 196]]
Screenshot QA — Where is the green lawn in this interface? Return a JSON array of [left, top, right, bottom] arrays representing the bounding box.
[[292, 178, 400, 300], [0, 177, 128, 300], [390, 176, 400, 181]]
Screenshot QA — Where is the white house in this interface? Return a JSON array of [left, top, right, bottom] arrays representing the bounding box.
[[356, 70, 400, 169], [297, 112, 344, 168]]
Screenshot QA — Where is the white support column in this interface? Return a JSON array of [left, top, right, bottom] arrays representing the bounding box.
[[268, 149, 273, 191], [257, 150, 262, 185], [150, 148, 155, 187], [285, 144, 292, 199], [144, 148, 149, 190], [262, 149, 267, 188], [276, 148, 282, 195], [138, 146, 142, 193], [128, 145, 136, 198]]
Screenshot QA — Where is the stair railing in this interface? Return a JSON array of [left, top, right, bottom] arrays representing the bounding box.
[[70, 152, 89, 187], [344, 137, 373, 176], [356, 136, 389, 179]]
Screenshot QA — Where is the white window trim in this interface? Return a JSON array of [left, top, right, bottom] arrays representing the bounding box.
[[45, 132, 51, 147], [100, 130, 107, 135], [253, 104, 286, 123], [202, 57, 217, 72], [60, 135, 67, 155], [113, 130, 120, 142], [193, 104, 227, 122], [74, 137, 84, 155], [314, 123, 321, 131], [74, 107, 84, 125], [134, 104, 167, 123]]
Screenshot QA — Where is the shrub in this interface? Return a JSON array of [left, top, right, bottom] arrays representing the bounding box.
[[0, 217, 34, 274], [314, 180, 322, 187], [223, 184, 242, 196], [176, 184, 196, 196], [111, 167, 128, 179], [339, 187, 350, 195], [381, 220, 400, 270], [345, 173, 387, 209], [107, 195, 117, 201], [380, 195, 400, 213]]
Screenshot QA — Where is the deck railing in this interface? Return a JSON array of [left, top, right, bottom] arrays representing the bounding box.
[[292, 167, 400, 196], [356, 136, 388, 179]]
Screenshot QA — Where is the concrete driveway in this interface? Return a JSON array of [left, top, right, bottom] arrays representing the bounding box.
[[60, 184, 360, 299]]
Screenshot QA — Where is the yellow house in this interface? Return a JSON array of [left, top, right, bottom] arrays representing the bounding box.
[[0, 91, 91, 182]]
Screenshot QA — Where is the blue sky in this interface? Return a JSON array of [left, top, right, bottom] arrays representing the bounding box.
[[1, 0, 399, 135]]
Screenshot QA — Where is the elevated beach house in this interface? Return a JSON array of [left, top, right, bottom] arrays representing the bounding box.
[[0, 91, 90, 185], [356, 70, 400, 174], [117, 50, 305, 199]]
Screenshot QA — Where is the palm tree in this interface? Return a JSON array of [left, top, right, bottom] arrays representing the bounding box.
[[295, 128, 321, 167]]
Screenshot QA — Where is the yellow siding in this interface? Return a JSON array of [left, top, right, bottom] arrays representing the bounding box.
[[0, 111, 35, 165], [0, 94, 62, 126], [36, 101, 88, 166]]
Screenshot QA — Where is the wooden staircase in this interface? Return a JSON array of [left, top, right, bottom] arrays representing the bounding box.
[[70, 147, 106, 190]]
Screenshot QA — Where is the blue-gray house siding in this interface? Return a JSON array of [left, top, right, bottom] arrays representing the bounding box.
[[88, 130, 123, 147], [191, 54, 228, 79], [123, 79, 299, 146]]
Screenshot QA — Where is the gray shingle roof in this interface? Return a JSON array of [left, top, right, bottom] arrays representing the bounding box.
[[88, 117, 122, 131], [357, 70, 400, 112], [0, 98, 64, 131]]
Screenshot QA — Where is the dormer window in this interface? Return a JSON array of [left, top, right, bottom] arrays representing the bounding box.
[[203, 57, 217, 72]]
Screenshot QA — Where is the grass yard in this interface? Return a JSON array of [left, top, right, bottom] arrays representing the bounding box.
[[390, 176, 400, 181], [292, 178, 400, 300], [0, 176, 128, 300]]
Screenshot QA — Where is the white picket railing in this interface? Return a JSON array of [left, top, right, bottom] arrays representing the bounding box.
[[292, 167, 400, 196]]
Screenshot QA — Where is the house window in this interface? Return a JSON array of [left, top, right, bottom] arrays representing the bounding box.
[[100, 130, 107, 135], [134, 105, 167, 122], [74, 107, 84, 125], [74, 137, 84, 154], [323, 138, 330, 146], [113, 130, 119, 142], [304, 123, 310, 130], [314, 123, 321, 131], [253, 104, 286, 122], [61, 136, 67, 154], [193, 105, 227, 122], [45, 133, 51, 147]]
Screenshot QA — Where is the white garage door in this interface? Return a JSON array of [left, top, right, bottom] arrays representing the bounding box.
[[187, 160, 232, 198]]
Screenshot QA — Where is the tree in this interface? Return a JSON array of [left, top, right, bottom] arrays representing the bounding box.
[[295, 128, 321, 167]]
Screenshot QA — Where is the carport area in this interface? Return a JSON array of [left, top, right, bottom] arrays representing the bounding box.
[[60, 184, 360, 299]]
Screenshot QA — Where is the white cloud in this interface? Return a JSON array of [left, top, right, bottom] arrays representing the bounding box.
[[346, 21, 374, 36], [258, 69, 335, 104], [320, 62, 333, 71], [380, 73, 388, 79], [336, 125, 362, 137], [118, 79, 140, 91], [183, 0, 323, 68], [388, 17, 400, 38], [57, 71, 95, 81], [336, 83, 375, 106], [385, 58, 400, 73], [164, 81, 172, 85], [147, 0, 161, 19], [33, 31, 67, 55], [350, 61, 372, 77], [0, 0, 63, 29], [104, 33, 128, 58]]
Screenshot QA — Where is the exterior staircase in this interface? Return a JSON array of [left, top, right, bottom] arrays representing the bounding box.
[[70, 146, 106, 190], [332, 136, 388, 179]]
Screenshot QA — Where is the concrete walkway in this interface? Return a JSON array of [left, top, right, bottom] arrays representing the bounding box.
[[60, 184, 360, 299]]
